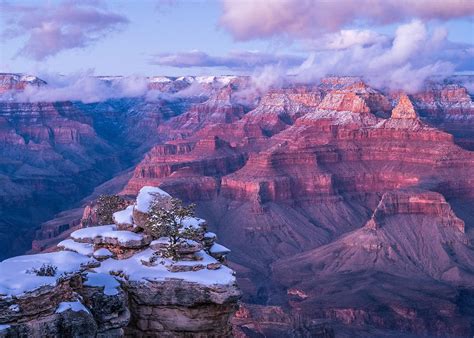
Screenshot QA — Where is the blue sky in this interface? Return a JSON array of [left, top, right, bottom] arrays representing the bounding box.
[[0, 0, 473, 77]]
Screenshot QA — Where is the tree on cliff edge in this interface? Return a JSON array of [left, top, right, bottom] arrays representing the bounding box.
[[142, 195, 200, 260]]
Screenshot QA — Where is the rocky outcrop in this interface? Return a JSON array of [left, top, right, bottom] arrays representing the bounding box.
[[366, 190, 465, 232], [412, 81, 474, 149], [391, 94, 417, 119], [232, 304, 334, 337], [0, 186, 240, 337], [272, 189, 474, 336], [0, 73, 46, 94], [242, 86, 323, 135]]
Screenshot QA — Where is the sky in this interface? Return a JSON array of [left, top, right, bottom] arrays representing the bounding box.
[[0, 0, 473, 87]]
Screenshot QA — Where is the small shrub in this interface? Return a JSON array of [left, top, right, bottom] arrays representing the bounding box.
[[30, 263, 57, 277], [96, 195, 128, 225]]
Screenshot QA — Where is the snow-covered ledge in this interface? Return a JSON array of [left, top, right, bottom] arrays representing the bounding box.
[[0, 186, 240, 337]]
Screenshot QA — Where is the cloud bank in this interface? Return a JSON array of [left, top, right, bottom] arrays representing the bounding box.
[[290, 20, 466, 92], [154, 19, 472, 93], [150, 50, 305, 69], [1, 72, 149, 103], [1, 1, 128, 60], [220, 0, 474, 40]]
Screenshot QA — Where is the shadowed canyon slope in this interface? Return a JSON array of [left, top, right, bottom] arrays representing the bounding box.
[[2, 73, 474, 336]]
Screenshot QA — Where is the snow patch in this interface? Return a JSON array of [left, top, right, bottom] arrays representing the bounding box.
[[181, 216, 206, 230], [149, 76, 172, 83], [136, 186, 171, 213], [204, 232, 217, 239], [0, 251, 95, 297], [209, 243, 231, 254], [58, 239, 94, 256], [55, 301, 90, 314], [102, 230, 144, 243], [93, 248, 113, 259], [0, 324, 10, 331], [96, 248, 235, 286], [113, 205, 134, 225], [84, 272, 120, 296], [71, 225, 117, 241], [8, 304, 20, 312]]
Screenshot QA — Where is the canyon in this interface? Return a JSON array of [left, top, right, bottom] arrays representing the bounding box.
[[1, 73, 474, 336]]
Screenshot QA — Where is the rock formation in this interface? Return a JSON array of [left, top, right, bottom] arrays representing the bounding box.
[[391, 93, 417, 119], [0, 186, 240, 337], [0, 73, 46, 93], [272, 189, 473, 336]]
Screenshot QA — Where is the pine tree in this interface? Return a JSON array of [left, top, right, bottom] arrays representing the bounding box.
[[96, 195, 128, 225], [142, 196, 200, 260]]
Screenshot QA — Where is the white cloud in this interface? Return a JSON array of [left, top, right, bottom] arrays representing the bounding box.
[[1, 1, 128, 60]]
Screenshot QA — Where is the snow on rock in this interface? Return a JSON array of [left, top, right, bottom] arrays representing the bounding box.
[[113, 205, 134, 226], [84, 272, 120, 296], [150, 237, 170, 247], [148, 76, 172, 83], [0, 324, 10, 332], [95, 248, 235, 286], [0, 251, 95, 297], [0, 185, 240, 337], [58, 239, 94, 256], [135, 186, 171, 213], [8, 304, 20, 312], [55, 301, 90, 314], [181, 216, 206, 229], [101, 230, 144, 243], [71, 225, 117, 241], [72, 225, 148, 248], [209, 243, 231, 255], [195, 76, 216, 84], [204, 232, 217, 239], [93, 248, 113, 259]]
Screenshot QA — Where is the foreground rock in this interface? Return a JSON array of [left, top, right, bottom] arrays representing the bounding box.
[[0, 186, 240, 337]]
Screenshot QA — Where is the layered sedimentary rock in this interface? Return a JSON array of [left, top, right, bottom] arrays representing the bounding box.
[[232, 304, 334, 337], [0, 101, 120, 259], [0, 186, 240, 337], [242, 85, 323, 135], [412, 80, 474, 149], [272, 189, 473, 336], [0, 73, 46, 93], [123, 77, 474, 336]]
